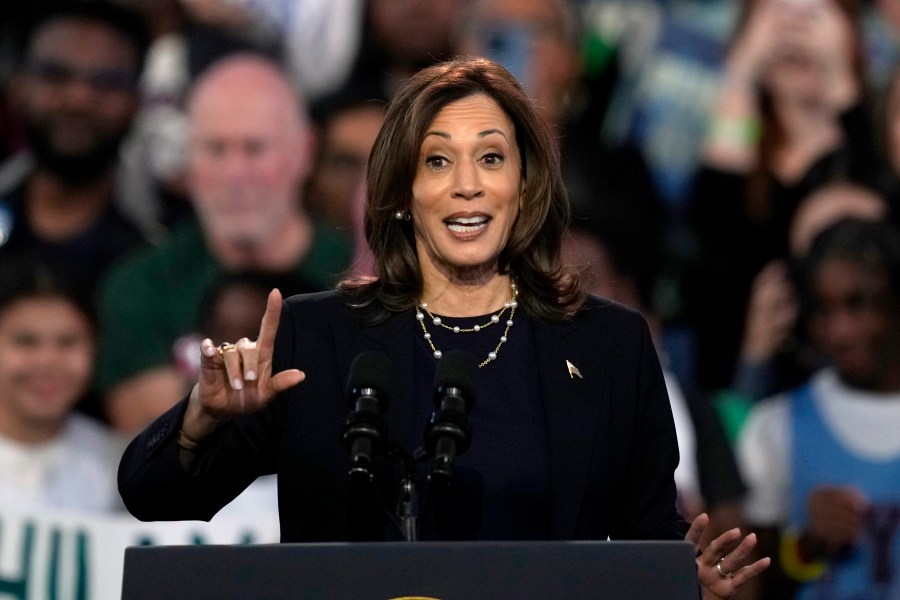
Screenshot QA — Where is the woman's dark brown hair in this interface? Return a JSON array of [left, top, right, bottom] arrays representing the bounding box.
[[339, 57, 584, 323]]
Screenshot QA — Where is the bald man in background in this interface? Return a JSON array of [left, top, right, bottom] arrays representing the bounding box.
[[97, 53, 352, 434]]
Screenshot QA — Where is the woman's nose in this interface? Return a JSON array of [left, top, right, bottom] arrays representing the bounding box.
[[451, 160, 485, 200]]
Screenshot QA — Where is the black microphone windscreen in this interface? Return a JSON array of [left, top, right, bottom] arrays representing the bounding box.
[[345, 351, 394, 403], [433, 349, 477, 394]]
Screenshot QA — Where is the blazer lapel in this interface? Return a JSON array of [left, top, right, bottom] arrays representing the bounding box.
[[331, 310, 417, 446], [534, 313, 609, 539], [332, 311, 413, 381]]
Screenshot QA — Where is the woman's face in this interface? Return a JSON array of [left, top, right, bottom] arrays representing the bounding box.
[[0, 297, 94, 430], [410, 93, 523, 280]]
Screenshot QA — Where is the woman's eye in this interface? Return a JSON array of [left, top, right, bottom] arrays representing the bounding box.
[[482, 152, 504, 165], [425, 155, 448, 168]]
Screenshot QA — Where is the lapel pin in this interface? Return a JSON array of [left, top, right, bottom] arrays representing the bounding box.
[[566, 359, 582, 379]]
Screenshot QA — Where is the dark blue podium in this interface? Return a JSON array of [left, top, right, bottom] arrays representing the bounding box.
[[122, 540, 699, 599]]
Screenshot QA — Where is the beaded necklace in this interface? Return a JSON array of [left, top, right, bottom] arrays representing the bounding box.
[[416, 281, 518, 368]]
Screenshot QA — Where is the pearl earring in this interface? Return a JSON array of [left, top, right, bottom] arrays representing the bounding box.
[[394, 210, 410, 221]]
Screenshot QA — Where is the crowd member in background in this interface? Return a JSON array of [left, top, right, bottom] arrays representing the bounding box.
[[118, 0, 368, 238], [0, 256, 125, 513], [738, 218, 900, 599], [579, 0, 733, 216], [716, 181, 892, 443], [344, 0, 463, 100], [789, 182, 892, 258], [735, 182, 890, 401], [114, 0, 195, 236], [173, 0, 363, 101], [117, 0, 265, 237], [687, 0, 882, 394], [303, 89, 386, 245], [98, 53, 351, 435], [0, 1, 155, 300]]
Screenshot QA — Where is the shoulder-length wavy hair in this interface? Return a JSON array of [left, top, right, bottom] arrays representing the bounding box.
[[339, 57, 584, 323]]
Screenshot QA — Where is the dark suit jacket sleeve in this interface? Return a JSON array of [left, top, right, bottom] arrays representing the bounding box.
[[552, 299, 686, 541], [117, 301, 293, 522], [610, 313, 686, 540], [118, 393, 283, 522]]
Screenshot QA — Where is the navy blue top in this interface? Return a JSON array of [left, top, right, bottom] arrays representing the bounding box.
[[408, 308, 551, 540]]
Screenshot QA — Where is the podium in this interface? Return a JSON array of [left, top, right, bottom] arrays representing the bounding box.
[[122, 540, 700, 599]]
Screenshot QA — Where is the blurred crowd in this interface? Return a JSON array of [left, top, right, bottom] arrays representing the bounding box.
[[3, 0, 900, 597]]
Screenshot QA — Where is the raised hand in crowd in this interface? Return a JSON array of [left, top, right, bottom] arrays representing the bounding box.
[[739, 261, 799, 371], [805, 485, 870, 556]]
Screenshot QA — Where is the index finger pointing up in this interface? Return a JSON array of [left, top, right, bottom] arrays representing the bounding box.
[[257, 288, 284, 364]]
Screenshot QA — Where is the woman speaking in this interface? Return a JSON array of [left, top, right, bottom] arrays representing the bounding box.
[[118, 57, 767, 598]]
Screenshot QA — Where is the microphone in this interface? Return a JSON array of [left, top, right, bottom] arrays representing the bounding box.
[[342, 351, 393, 484], [425, 350, 476, 486]]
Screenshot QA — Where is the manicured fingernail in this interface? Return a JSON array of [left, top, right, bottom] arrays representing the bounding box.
[[233, 377, 243, 390], [204, 344, 216, 357], [246, 370, 257, 381]]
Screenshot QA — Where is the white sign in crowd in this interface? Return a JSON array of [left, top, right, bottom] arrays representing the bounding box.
[[0, 503, 280, 600]]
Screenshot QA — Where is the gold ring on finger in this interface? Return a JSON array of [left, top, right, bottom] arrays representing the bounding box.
[[217, 342, 236, 355], [716, 556, 735, 579]]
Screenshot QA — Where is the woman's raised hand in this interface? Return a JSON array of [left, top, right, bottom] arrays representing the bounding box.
[[184, 289, 305, 437], [687, 513, 771, 600]]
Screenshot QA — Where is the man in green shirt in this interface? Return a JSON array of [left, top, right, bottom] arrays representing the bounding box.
[[98, 53, 352, 434]]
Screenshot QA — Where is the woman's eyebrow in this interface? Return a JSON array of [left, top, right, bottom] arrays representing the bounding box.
[[423, 128, 509, 140]]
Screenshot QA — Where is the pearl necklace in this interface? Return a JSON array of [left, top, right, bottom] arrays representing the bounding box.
[[415, 281, 518, 368]]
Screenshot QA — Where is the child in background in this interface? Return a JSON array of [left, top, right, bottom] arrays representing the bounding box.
[[738, 218, 900, 599], [0, 256, 125, 513]]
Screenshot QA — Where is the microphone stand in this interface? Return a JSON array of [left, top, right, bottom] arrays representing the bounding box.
[[399, 476, 418, 542], [385, 443, 421, 542]]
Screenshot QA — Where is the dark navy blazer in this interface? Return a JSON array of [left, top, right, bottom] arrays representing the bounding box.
[[118, 292, 686, 542]]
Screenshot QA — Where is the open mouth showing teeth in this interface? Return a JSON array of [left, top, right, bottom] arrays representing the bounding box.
[[445, 215, 489, 233]]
